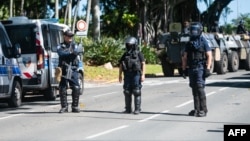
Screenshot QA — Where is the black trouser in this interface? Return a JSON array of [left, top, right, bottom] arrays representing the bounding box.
[[59, 69, 80, 109]]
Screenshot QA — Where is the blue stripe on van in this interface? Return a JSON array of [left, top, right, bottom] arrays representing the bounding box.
[[0, 66, 21, 75]]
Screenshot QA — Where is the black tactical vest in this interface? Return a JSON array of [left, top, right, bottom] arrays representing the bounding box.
[[123, 50, 141, 72], [58, 43, 79, 68], [187, 37, 206, 67]]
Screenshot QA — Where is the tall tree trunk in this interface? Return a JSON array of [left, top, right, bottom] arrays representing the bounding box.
[[21, 0, 24, 16], [92, 0, 100, 40]]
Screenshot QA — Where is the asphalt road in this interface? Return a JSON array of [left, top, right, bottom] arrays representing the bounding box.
[[0, 70, 250, 141]]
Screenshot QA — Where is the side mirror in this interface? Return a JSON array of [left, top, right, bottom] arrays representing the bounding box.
[[13, 43, 21, 58]]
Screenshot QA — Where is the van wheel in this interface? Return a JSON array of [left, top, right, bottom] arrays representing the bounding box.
[[8, 81, 22, 107], [44, 86, 57, 101], [78, 72, 84, 95]]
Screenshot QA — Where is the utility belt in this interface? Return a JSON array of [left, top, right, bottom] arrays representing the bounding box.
[[188, 59, 205, 68]]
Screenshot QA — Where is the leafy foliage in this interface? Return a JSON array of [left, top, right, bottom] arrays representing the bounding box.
[[80, 37, 124, 66], [75, 36, 159, 66], [140, 44, 160, 64]]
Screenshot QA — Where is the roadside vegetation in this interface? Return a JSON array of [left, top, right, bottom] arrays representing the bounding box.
[[76, 37, 163, 82]]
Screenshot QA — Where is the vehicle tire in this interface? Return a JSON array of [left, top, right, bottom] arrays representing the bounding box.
[[228, 51, 239, 72], [244, 52, 250, 70], [215, 52, 228, 74], [161, 59, 174, 77], [8, 81, 22, 107], [78, 72, 84, 95], [44, 86, 57, 101]]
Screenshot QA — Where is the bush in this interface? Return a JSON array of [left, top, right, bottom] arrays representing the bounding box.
[[140, 44, 160, 64], [80, 37, 124, 66], [75, 36, 159, 66]]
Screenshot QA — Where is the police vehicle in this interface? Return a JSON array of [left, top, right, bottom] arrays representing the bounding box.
[[0, 22, 22, 107], [157, 22, 250, 76], [2, 16, 84, 101]]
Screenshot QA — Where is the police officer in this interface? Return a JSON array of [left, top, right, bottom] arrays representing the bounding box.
[[182, 22, 212, 117], [236, 20, 247, 34], [119, 37, 146, 115], [57, 30, 81, 113], [182, 21, 190, 34]]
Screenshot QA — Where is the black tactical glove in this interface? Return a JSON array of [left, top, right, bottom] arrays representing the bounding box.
[[205, 69, 211, 78]]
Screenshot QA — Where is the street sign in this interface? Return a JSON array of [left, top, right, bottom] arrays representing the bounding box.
[[76, 20, 87, 31], [76, 31, 87, 36]]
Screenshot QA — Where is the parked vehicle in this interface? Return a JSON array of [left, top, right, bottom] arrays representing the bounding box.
[[2, 16, 84, 100], [0, 22, 22, 107], [156, 22, 250, 76]]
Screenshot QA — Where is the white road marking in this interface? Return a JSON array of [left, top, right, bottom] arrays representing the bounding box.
[[175, 100, 193, 108], [219, 87, 228, 91], [93, 92, 117, 98], [85, 125, 129, 139], [0, 114, 22, 120], [138, 110, 169, 122]]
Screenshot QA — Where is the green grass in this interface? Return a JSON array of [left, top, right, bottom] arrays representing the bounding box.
[[84, 64, 163, 82]]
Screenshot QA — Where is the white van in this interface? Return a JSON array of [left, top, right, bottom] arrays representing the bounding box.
[[0, 22, 22, 107], [2, 16, 84, 101]]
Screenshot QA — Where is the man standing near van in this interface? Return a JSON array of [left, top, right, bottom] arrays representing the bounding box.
[[57, 30, 81, 113]]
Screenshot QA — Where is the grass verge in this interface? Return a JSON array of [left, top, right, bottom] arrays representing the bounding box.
[[84, 64, 163, 82]]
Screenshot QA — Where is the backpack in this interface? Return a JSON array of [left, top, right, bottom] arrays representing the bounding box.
[[122, 50, 141, 72]]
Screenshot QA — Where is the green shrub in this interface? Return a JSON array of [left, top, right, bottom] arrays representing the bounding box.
[[140, 44, 160, 64], [80, 37, 124, 66], [75, 36, 159, 66]]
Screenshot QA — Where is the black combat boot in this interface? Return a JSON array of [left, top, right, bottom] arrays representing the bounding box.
[[72, 87, 80, 113], [123, 95, 132, 113], [59, 88, 68, 113], [134, 96, 141, 115]]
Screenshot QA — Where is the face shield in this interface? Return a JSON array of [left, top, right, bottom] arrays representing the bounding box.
[[190, 24, 202, 38]]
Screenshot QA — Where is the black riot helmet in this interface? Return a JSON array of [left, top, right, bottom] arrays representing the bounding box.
[[189, 22, 203, 38], [239, 20, 244, 25], [125, 37, 138, 51]]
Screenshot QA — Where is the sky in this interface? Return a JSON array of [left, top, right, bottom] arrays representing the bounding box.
[[198, 0, 250, 25]]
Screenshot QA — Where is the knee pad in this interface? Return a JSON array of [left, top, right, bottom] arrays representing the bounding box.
[[123, 89, 131, 96], [72, 86, 80, 95], [132, 88, 141, 96]]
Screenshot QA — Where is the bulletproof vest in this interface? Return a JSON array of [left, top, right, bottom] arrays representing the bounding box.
[[58, 43, 79, 67], [123, 50, 141, 72], [187, 37, 206, 67]]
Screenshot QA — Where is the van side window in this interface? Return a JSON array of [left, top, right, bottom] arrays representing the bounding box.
[[6, 26, 36, 54], [0, 28, 11, 57], [50, 29, 61, 52], [42, 25, 49, 50]]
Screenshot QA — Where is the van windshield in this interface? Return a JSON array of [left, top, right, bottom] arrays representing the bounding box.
[[5, 25, 36, 54]]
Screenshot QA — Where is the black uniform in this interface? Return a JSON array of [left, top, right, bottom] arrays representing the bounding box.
[[119, 49, 145, 114], [182, 22, 211, 117], [236, 24, 247, 34], [57, 41, 81, 113]]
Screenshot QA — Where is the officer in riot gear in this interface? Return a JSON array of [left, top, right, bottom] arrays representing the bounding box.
[[57, 30, 81, 113], [119, 36, 146, 115], [236, 20, 247, 34], [182, 22, 212, 117]]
